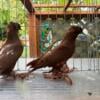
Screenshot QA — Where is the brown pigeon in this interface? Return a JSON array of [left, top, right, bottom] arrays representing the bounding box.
[[27, 26, 82, 84], [27, 26, 82, 73], [0, 22, 23, 78]]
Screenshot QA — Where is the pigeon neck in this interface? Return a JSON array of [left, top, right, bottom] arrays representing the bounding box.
[[68, 34, 78, 41], [64, 32, 78, 42], [7, 31, 19, 42], [68, 31, 79, 40]]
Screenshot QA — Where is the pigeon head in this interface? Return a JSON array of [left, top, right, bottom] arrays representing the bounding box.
[[6, 22, 21, 33], [8, 22, 21, 30], [64, 26, 83, 41], [69, 26, 83, 35]]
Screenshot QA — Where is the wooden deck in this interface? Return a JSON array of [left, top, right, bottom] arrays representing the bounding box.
[[0, 58, 100, 100], [0, 71, 100, 100]]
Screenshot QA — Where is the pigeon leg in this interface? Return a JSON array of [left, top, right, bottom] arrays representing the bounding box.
[[64, 74, 73, 85]]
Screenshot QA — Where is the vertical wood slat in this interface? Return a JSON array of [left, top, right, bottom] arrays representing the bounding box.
[[20, 0, 35, 13], [28, 14, 40, 57]]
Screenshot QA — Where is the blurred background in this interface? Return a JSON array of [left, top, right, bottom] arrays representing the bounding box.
[[0, 0, 100, 71]]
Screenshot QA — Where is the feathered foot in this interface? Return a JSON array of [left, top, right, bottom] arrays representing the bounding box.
[[0, 71, 16, 80], [43, 71, 62, 79], [13, 71, 34, 80], [43, 64, 74, 85], [1, 71, 33, 80], [15, 72, 30, 80]]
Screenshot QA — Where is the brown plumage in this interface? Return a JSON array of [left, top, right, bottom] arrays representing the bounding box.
[[27, 26, 82, 72], [0, 22, 23, 77]]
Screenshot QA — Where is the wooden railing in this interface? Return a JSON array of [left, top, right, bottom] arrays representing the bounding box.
[[32, 4, 100, 15], [33, 4, 100, 8], [34, 11, 100, 15]]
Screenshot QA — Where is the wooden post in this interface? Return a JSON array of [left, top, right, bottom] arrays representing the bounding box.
[[28, 14, 40, 57], [20, 0, 35, 13]]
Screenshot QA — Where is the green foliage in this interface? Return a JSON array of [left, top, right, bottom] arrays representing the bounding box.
[[84, 0, 100, 4], [32, 0, 70, 4], [0, 0, 27, 39], [32, 0, 100, 4]]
